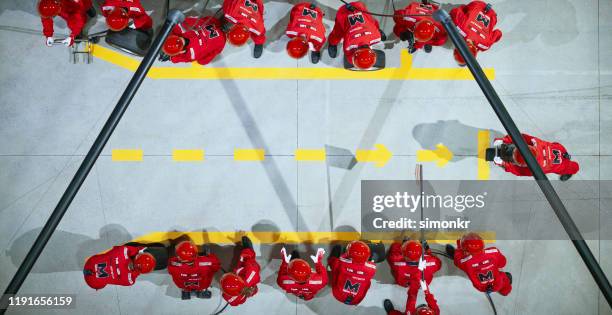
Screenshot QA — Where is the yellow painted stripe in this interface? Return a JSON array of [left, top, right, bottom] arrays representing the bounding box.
[[234, 149, 265, 161], [112, 149, 143, 162], [173, 149, 205, 162], [92, 45, 495, 81], [477, 130, 491, 180], [130, 231, 495, 245], [295, 149, 326, 161]]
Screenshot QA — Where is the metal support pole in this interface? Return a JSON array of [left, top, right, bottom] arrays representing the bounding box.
[[433, 9, 612, 307], [0, 10, 185, 314]]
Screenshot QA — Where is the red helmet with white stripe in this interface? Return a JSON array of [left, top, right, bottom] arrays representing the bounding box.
[[220, 273, 246, 296], [461, 232, 484, 255], [347, 241, 370, 263]]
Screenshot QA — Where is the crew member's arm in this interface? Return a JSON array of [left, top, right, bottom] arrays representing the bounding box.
[[425, 291, 440, 315], [327, 9, 345, 46], [41, 17, 55, 38], [276, 259, 289, 288], [313, 260, 329, 289], [131, 4, 153, 30], [66, 12, 87, 39]]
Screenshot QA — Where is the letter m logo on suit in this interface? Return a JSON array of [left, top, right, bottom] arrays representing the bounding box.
[[475, 13, 490, 27], [478, 270, 494, 283], [302, 7, 317, 18], [552, 149, 562, 164], [185, 281, 200, 287], [96, 263, 109, 278], [343, 280, 361, 293], [348, 13, 365, 26], [244, 0, 258, 12], [205, 24, 220, 39]]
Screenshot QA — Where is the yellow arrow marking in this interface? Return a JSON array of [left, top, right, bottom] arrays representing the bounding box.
[[477, 130, 491, 180], [416, 144, 453, 167], [129, 231, 496, 245], [356, 144, 392, 167], [234, 149, 265, 161], [295, 148, 326, 161], [92, 45, 495, 81], [111, 149, 143, 162], [173, 149, 205, 162]]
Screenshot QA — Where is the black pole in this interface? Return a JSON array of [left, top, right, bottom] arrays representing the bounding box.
[[0, 10, 185, 313], [433, 9, 612, 307]]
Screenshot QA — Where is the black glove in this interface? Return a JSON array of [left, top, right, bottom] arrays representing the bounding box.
[[345, 3, 355, 11], [159, 53, 170, 62]]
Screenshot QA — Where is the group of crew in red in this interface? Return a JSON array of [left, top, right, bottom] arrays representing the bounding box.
[[38, 0, 503, 69], [83, 233, 511, 313]]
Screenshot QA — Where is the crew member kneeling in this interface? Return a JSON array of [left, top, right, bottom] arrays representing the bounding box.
[[161, 16, 226, 65], [285, 2, 326, 64], [168, 241, 221, 300], [328, 1, 385, 71], [220, 236, 261, 306], [83, 245, 155, 290]]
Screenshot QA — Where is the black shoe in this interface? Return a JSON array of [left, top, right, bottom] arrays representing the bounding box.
[[499, 144, 515, 162], [242, 236, 253, 249], [485, 148, 496, 161], [181, 291, 191, 300], [408, 46, 417, 54], [328, 45, 338, 58], [87, 7, 97, 18], [445, 244, 456, 257], [253, 44, 264, 58], [424, 45, 432, 53], [311, 51, 321, 64], [196, 290, 212, 299], [330, 245, 341, 259], [379, 29, 387, 41], [290, 250, 300, 260], [560, 174, 572, 181], [383, 299, 395, 313], [506, 272, 512, 285]]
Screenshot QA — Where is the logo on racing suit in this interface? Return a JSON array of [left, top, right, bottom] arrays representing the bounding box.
[[343, 280, 361, 293], [302, 7, 317, 18], [348, 13, 365, 26], [96, 263, 109, 278], [477, 270, 494, 283], [244, 0, 258, 12]]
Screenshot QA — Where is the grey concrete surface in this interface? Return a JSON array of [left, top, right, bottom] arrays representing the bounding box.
[[1, 0, 611, 314]]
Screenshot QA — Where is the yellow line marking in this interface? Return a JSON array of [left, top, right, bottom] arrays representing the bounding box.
[[130, 231, 496, 245], [477, 130, 491, 180], [92, 45, 495, 81], [173, 149, 205, 162], [234, 149, 265, 161], [356, 144, 392, 167], [111, 149, 143, 162], [416, 143, 454, 167], [295, 148, 326, 161]]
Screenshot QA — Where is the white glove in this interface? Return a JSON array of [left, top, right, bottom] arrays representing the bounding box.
[[61, 37, 74, 47], [46, 37, 54, 47], [420, 280, 428, 292], [128, 20, 136, 29], [310, 248, 325, 264], [280, 247, 291, 263], [418, 256, 426, 271]]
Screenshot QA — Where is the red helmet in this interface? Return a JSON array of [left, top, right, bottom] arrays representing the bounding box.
[[106, 7, 129, 32], [512, 146, 538, 167], [347, 241, 371, 263], [220, 273, 246, 296], [402, 241, 422, 262], [414, 20, 435, 43], [227, 24, 250, 46], [286, 36, 309, 59], [461, 233, 484, 255], [416, 305, 435, 315], [453, 41, 478, 66], [175, 241, 197, 262], [287, 259, 311, 283], [163, 35, 185, 56], [38, 0, 61, 18], [352, 47, 377, 70], [133, 253, 156, 273]]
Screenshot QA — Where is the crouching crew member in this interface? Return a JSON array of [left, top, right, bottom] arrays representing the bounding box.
[[83, 244, 155, 290], [450, 1, 502, 66], [220, 236, 261, 306], [222, 0, 266, 58], [101, 0, 153, 32], [393, 0, 447, 54], [328, 241, 377, 305], [277, 247, 327, 300], [161, 16, 226, 65], [285, 2, 327, 64], [38, 0, 94, 47], [168, 241, 221, 300]]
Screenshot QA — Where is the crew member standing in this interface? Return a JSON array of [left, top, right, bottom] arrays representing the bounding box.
[[222, 0, 266, 58], [220, 236, 261, 306], [168, 241, 221, 300], [328, 241, 377, 305], [450, 1, 502, 66], [277, 247, 327, 300], [393, 0, 446, 53]]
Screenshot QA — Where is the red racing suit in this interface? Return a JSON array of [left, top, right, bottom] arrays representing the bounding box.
[[277, 259, 328, 301], [222, 248, 261, 306], [168, 254, 221, 292], [387, 242, 441, 314], [328, 253, 377, 305], [223, 0, 266, 45], [285, 2, 326, 52], [494, 134, 580, 176], [449, 1, 502, 53], [170, 16, 226, 65], [101, 0, 153, 30], [41, 0, 93, 39], [393, 2, 447, 49], [328, 1, 382, 63], [454, 245, 512, 295], [387, 291, 440, 315], [83, 245, 144, 290]]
